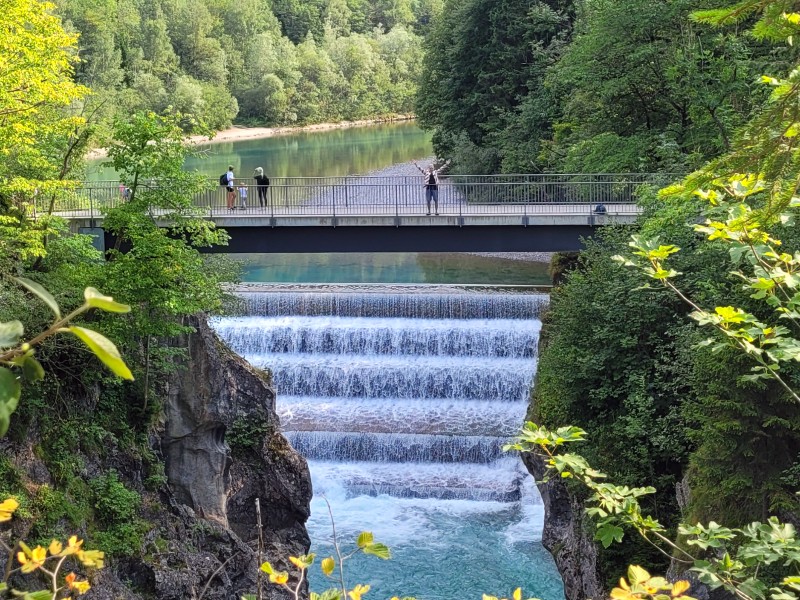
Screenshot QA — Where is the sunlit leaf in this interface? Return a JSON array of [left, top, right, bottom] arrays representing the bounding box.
[[356, 532, 374, 548], [321, 556, 335, 576], [83, 287, 131, 314], [65, 326, 134, 380]]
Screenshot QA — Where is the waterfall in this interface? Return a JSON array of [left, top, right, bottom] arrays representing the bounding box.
[[213, 290, 563, 600]]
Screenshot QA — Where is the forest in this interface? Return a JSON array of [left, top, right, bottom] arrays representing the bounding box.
[[55, 0, 436, 132]]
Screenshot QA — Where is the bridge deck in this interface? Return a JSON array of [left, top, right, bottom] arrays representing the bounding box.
[[41, 175, 654, 251]]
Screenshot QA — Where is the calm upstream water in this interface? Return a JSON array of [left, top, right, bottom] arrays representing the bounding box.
[[238, 252, 552, 286], [86, 121, 432, 180]]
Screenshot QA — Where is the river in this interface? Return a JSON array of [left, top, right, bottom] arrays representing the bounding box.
[[86, 121, 433, 181]]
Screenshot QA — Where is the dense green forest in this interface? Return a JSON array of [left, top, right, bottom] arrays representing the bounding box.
[[418, 0, 797, 174], [56, 0, 437, 132]]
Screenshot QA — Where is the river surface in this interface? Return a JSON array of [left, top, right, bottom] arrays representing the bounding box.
[[238, 252, 551, 286], [86, 121, 432, 180]]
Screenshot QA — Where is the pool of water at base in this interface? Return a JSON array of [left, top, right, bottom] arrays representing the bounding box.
[[306, 480, 564, 600], [236, 252, 551, 285]]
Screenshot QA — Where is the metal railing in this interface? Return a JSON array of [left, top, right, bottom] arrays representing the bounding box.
[[33, 174, 678, 220]]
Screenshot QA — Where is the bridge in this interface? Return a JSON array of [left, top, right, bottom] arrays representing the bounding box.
[[50, 174, 672, 252]]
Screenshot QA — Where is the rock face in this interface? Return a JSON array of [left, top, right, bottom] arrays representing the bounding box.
[[522, 451, 604, 600], [0, 314, 311, 600], [160, 314, 313, 599]]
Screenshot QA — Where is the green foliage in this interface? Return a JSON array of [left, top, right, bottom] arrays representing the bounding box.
[[417, 0, 572, 169], [88, 471, 146, 556], [56, 0, 428, 132], [0, 279, 133, 437], [227, 415, 272, 457], [509, 423, 800, 600]]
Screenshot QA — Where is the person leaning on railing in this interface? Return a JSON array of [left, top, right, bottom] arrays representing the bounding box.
[[412, 159, 451, 215]]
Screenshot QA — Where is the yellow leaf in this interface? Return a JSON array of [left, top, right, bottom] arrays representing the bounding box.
[[72, 580, 91, 595], [628, 565, 650, 586], [289, 556, 304, 569], [83, 287, 131, 314], [671, 581, 691, 597], [0, 497, 19, 522], [321, 556, 335, 576], [63, 536, 84, 555], [66, 326, 134, 380], [18, 545, 47, 573], [611, 587, 635, 600], [348, 584, 371, 600], [49, 539, 63, 556], [513, 589, 522, 600], [269, 572, 289, 585], [77, 549, 105, 569]]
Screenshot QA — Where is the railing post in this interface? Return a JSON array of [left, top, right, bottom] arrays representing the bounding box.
[[89, 188, 94, 226], [270, 185, 274, 220], [345, 176, 349, 208], [395, 184, 399, 218]]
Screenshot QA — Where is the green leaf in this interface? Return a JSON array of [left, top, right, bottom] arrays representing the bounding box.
[[0, 321, 23, 349], [241, 595, 257, 600], [66, 326, 134, 380], [596, 523, 625, 548], [20, 356, 44, 383], [356, 531, 374, 548], [362, 542, 391, 559], [15, 277, 60, 319], [23, 591, 53, 600], [0, 367, 21, 414], [317, 589, 342, 600], [84, 287, 131, 314]]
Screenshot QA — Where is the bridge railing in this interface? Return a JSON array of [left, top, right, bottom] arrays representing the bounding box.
[[35, 174, 679, 219]]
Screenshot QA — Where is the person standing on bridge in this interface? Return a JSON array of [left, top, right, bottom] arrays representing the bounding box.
[[412, 159, 450, 215], [253, 167, 270, 208], [225, 166, 236, 210]]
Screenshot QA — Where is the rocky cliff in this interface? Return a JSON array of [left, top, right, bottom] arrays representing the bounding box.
[[160, 314, 313, 599], [0, 314, 312, 600], [522, 451, 604, 600]]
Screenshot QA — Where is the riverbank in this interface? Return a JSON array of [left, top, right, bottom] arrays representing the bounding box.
[[86, 115, 416, 160]]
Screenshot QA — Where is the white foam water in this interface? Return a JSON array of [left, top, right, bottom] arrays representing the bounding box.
[[213, 291, 563, 600]]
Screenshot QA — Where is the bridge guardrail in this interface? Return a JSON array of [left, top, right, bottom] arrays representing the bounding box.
[[28, 174, 679, 220]]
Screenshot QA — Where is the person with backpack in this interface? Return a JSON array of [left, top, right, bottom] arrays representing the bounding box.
[[253, 167, 270, 208], [412, 159, 451, 215], [220, 166, 235, 210]]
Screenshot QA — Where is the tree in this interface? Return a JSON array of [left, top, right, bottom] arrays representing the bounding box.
[[100, 112, 234, 407], [0, 0, 89, 189]]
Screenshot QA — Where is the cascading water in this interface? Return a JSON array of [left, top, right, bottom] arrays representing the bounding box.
[[213, 289, 564, 600]]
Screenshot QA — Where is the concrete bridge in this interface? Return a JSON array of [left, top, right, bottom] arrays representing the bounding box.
[[52, 174, 671, 252]]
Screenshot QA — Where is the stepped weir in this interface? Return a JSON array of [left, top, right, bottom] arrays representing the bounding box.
[[213, 288, 563, 599]]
